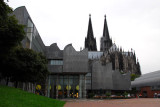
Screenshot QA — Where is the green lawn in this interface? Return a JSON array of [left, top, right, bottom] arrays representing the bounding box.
[[0, 85, 65, 107]]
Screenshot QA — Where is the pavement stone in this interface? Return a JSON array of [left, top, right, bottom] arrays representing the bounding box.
[[63, 98, 160, 107]]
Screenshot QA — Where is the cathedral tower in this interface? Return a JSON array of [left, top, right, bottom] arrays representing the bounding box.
[[100, 15, 112, 52], [85, 14, 97, 51]]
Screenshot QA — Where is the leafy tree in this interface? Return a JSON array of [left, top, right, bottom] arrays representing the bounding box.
[[4, 47, 49, 87], [123, 91, 128, 98], [0, 1, 25, 80], [106, 92, 111, 98], [131, 74, 139, 81], [88, 93, 95, 98]]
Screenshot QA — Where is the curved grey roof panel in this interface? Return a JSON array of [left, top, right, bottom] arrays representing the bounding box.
[[131, 70, 160, 87], [46, 43, 63, 59]]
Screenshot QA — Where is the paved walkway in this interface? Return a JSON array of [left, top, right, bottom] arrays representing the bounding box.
[[63, 98, 160, 107]]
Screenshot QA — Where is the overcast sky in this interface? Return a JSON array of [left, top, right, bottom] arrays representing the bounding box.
[[6, 0, 160, 74]]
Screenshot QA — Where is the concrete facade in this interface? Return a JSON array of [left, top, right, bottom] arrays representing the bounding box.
[[12, 6, 45, 53], [88, 61, 131, 91], [92, 62, 113, 90], [63, 44, 88, 73], [112, 70, 131, 90], [46, 43, 63, 73]]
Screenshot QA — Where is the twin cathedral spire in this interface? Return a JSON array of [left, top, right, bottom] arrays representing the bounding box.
[[85, 14, 112, 51], [85, 14, 97, 51]]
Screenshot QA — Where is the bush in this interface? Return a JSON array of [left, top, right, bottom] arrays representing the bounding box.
[[106, 92, 111, 98], [88, 93, 95, 98], [123, 92, 128, 98], [116, 93, 122, 96]]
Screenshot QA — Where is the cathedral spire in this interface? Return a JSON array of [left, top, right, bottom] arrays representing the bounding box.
[[87, 14, 94, 39], [100, 14, 112, 52], [103, 15, 110, 39], [85, 14, 97, 51]]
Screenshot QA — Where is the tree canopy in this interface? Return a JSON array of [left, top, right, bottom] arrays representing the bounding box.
[[131, 74, 140, 81], [0, 0, 25, 61], [4, 47, 49, 87]]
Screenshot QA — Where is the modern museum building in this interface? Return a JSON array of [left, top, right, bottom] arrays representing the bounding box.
[[8, 6, 138, 99]]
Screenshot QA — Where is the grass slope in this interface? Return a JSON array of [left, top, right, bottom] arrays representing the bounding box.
[[0, 85, 65, 107]]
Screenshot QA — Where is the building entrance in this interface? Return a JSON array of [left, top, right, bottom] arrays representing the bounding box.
[[48, 74, 85, 99]]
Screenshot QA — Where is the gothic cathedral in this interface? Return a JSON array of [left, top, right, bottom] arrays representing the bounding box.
[[85, 15, 141, 75]]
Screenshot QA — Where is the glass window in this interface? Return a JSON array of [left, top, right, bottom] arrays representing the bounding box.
[[86, 73, 91, 76], [86, 79, 91, 84], [50, 60, 63, 65], [27, 27, 33, 33], [33, 26, 37, 36], [27, 33, 32, 41], [69, 76, 73, 79], [74, 75, 79, 79], [26, 38, 30, 48], [64, 75, 68, 79], [59, 78, 63, 85], [69, 78, 73, 85], [74, 78, 79, 85], [64, 79, 68, 85], [26, 19, 33, 44], [59, 76, 63, 79], [27, 19, 33, 27]]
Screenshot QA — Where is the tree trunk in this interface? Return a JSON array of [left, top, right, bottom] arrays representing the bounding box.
[[6, 77, 9, 86], [31, 83, 34, 93], [28, 82, 31, 92], [15, 81, 18, 88], [23, 82, 25, 90], [33, 83, 36, 94]]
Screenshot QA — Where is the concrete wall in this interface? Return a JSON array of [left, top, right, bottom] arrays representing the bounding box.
[[13, 6, 45, 54], [112, 70, 131, 90], [92, 62, 113, 90], [45, 43, 63, 59], [63, 44, 88, 73], [48, 65, 63, 73], [91, 60, 131, 90], [46, 43, 63, 73]]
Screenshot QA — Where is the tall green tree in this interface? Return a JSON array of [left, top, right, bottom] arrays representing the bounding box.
[[0, 0, 25, 62], [4, 47, 49, 87], [0, 0, 25, 80]]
